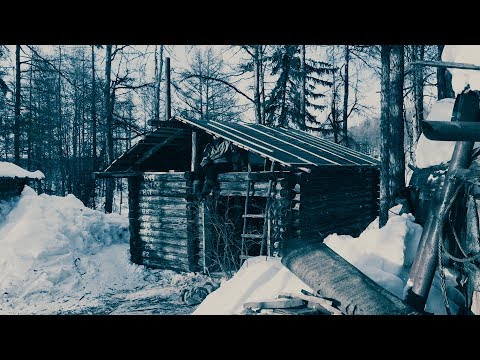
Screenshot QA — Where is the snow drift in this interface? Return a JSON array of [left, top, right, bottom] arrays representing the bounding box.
[[195, 208, 465, 315], [0, 186, 204, 314]]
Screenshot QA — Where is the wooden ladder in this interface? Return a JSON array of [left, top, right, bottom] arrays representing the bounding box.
[[240, 162, 275, 261]]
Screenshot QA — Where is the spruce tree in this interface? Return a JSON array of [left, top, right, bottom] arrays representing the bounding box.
[[265, 45, 334, 130]]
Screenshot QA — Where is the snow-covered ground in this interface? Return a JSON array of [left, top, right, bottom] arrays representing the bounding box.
[[0, 186, 209, 315], [195, 207, 465, 315]]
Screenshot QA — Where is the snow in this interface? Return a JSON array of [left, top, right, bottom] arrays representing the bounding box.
[[0, 162, 44, 180], [0, 186, 207, 314], [193, 256, 313, 315], [415, 98, 456, 169], [195, 207, 465, 315], [442, 45, 480, 94]]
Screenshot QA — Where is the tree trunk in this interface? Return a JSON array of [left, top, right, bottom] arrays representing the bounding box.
[[388, 45, 406, 208], [299, 45, 306, 130], [254, 45, 262, 124], [27, 48, 33, 170], [437, 45, 455, 99], [412, 45, 424, 143], [279, 47, 291, 128], [91, 46, 97, 208], [104, 45, 114, 213], [379, 45, 391, 227], [14, 45, 21, 165], [342, 45, 349, 147], [260, 46, 266, 125]]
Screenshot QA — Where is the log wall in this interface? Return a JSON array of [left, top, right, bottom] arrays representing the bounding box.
[[127, 167, 379, 272], [292, 166, 379, 246], [128, 172, 198, 272], [0, 178, 31, 201]]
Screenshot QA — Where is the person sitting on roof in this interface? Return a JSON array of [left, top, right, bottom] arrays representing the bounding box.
[[200, 136, 234, 199]]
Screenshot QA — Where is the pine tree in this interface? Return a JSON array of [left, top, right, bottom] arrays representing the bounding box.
[[265, 45, 333, 130]]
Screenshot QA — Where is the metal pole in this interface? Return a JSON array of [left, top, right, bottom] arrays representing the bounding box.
[[165, 57, 171, 120], [405, 91, 480, 312]]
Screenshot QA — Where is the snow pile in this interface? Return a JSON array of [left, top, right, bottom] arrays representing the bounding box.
[[324, 212, 464, 315], [0, 162, 44, 180], [195, 209, 465, 315], [193, 257, 313, 315], [442, 45, 480, 94], [0, 186, 204, 314], [415, 98, 456, 169]]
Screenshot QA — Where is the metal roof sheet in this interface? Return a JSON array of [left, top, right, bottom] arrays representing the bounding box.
[[175, 116, 379, 167]]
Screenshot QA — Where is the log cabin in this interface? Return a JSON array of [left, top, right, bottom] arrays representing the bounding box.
[[0, 162, 44, 202], [95, 117, 380, 273]]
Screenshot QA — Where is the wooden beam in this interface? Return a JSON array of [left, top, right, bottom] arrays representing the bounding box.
[[93, 171, 141, 179], [410, 60, 480, 71], [191, 130, 199, 173], [422, 120, 480, 141]]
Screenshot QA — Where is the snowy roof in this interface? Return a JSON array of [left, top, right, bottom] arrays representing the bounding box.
[[104, 117, 379, 173], [0, 162, 44, 180]]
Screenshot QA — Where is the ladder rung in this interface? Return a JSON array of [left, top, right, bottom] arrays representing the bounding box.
[[242, 214, 265, 219], [241, 234, 264, 239]]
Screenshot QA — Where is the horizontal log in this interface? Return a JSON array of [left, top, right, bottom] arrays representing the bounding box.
[[131, 248, 190, 263], [217, 188, 269, 197], [142, 172, 193, 181], [138, 225, 188, 238], [422, 120, 480, 141], [139, 189, 191, 197], [300, 202, 378, 213], [139, 222, 189, 232], [301, 210, 378, 224], [140, 181, 191, 190], [131, 208, 191, 218], [217, 171, 290, 182], [135, 203, 189, 211], [94, 171, 141, 178], [130, 233, 188, 247], [136, 196, 188, 205], [131, 214, 191, 224], [130, 254, 191, 271], [131, 242, 189, 256], [282, 243, 418, 315], [132, 232, 189, 244]]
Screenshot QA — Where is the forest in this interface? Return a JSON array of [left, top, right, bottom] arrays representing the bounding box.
[[0, 45, 450, 225]]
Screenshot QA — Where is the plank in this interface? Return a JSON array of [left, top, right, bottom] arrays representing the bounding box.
[[243, 298, 306, 310], [278, 293, 342, 315]]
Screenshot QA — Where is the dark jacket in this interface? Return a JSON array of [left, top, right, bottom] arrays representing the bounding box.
[[200, 138, 232, 167]]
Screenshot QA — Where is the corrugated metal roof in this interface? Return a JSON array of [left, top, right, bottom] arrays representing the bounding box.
[[103, 117, 379, 174], [175, 116, 379, 167]]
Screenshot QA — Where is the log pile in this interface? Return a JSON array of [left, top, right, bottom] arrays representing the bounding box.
[[241, 289, 343, 315]]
